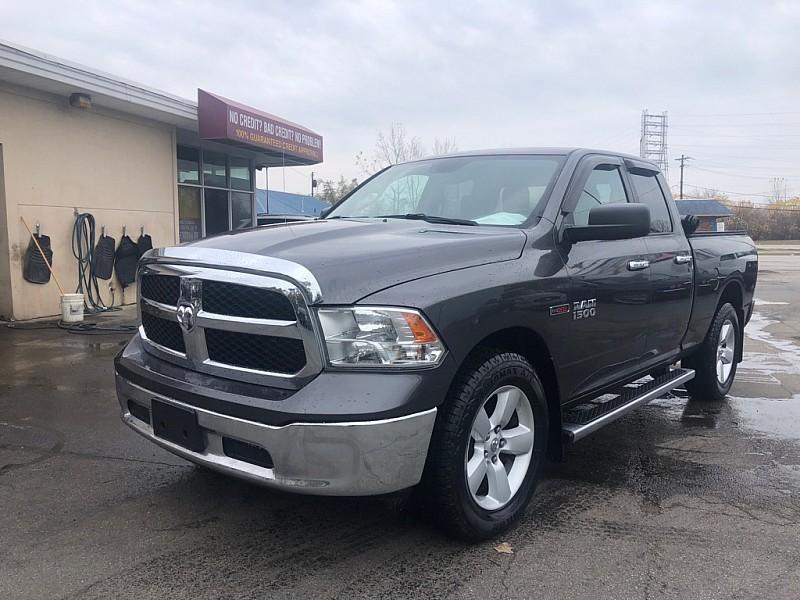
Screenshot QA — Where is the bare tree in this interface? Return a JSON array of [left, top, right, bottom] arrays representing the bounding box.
[[693, 188, 730, 202], [356, 124, 460, 176], [771, 177, 787, 204], [432, 137, 458, 156], [356, 123, 426, 175]]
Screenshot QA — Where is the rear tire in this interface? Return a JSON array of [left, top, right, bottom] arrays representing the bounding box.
[[684, 302, 740, 401], [424, 349, 548, 541]]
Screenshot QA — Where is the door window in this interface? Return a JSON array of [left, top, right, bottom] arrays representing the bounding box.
[[571, 165, 628, 226], [630, 172, 673, 233], [204, 188, 229, 236]]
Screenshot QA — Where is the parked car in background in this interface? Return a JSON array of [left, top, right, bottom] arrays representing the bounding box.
[[116, 148, 758, 540]]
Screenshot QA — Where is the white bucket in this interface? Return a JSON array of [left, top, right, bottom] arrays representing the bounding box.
[[61, 293, 85, 323]]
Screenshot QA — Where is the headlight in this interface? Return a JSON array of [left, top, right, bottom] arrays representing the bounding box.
[[317, 306, 445, 367]]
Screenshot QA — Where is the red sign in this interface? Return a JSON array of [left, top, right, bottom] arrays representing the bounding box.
[[197, 89, 323, 164]]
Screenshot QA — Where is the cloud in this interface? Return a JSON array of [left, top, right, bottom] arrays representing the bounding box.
[[2, 0, 799, 196]]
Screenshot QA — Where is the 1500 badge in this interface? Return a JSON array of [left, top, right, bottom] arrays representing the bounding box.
[[572, 298, 597, 320]]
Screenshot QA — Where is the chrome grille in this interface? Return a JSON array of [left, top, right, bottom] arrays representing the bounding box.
[[137, 262, 322, 389], [205, 329, 305, 373], [202, 280, 296, 320], [140, 310, 185, 353], [140, 274, 180, 306]]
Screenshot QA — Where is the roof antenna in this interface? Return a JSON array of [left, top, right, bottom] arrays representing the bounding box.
[[35, 222, 41, 237]]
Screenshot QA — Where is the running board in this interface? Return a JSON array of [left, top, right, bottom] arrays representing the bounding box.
[[562, 368, 695, 443]]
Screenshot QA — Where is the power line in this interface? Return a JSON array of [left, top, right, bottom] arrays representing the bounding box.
[[680, 153, 800, 162], [691, 161, 800, 171], [673, 111, 800, 117], [690, 166, 800, 180], [671, 122, 800, 128], [671, 133, 800, 138], [681, 183, 777, 199], [671, 142, 800, 150], [725, 203, 800, 212]]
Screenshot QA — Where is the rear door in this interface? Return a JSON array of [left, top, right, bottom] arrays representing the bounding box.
[[625, 161, 694, 365], [555, 155, 651, 400]]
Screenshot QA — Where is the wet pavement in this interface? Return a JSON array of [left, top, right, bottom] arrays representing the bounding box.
[[2, 254, 800, 599]]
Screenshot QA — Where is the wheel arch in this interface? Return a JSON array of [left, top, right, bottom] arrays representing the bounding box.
[[716, 278, 745, 362], [453, 326, 563, 460]]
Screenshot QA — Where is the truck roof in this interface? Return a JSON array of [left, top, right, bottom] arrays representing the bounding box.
[[406, 147, 661, 171]]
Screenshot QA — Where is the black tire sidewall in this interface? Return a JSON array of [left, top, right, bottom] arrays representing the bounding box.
[[429, 351, 549, 540], [712, 304, 740, 395], [685, 302, 740, 400]]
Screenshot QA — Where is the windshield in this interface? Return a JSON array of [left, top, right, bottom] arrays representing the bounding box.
[[327, 154, 565, 226]]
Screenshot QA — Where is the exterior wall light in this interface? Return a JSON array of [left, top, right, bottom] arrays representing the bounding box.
[[69, 93, 92, 109]]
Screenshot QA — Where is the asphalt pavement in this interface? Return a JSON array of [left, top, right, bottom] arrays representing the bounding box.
[[1, 252, 799, 599]]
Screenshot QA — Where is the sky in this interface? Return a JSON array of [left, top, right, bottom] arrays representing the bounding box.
[[2, 0, 800, 201]]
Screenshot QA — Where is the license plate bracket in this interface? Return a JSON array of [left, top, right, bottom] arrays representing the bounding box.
[[151, 399, 205, 453]]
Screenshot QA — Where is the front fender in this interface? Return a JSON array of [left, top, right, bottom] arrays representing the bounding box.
[[358, 254, 571, 382]]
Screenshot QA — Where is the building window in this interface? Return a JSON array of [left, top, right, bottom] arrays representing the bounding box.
[[177, 145, 255, 242], [230, 157, 251, 191]]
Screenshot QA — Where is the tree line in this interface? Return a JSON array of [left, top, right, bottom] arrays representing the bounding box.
[[315, 123, 457, 205], [691, 189, 800, 240], [728, 200, 800, 240]]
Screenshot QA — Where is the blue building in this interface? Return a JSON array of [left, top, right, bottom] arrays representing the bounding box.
[[256, 189, 328, 216]]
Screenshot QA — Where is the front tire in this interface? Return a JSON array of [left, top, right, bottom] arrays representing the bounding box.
[[684, 302, 740, 401], [424, 350, 549, 541]]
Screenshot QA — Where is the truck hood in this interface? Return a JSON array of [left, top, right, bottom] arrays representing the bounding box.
[[186, 218, 527, 304]]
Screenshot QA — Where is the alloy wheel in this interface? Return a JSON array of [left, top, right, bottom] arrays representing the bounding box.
[[464, 385, 535, 511], [716, 319, 736, 384]]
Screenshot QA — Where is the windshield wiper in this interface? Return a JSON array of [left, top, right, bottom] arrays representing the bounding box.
[[378, 213, 478, 226]]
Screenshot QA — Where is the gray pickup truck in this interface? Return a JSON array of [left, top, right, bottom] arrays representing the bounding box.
[[115, 148, 758, 540]]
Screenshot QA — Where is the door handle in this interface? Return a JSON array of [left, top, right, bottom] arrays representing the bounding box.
[[674, 254, 693, 264], [627, 259, 649, 271]]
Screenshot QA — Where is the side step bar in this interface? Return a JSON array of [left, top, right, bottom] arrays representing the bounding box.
[[562, 368, 695, 443]]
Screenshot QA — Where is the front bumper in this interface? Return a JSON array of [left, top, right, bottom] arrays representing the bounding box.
[[116, 374, 436, 495]]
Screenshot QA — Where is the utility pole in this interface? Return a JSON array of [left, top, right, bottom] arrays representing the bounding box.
[[675, 154, 692, 199]]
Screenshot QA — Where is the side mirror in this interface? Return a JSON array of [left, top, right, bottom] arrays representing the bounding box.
[[563, 203, 650, 243], [319, 206, 331, 219]]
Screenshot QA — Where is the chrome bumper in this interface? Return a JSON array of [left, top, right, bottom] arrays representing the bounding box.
[[115, 375, 436, 496]]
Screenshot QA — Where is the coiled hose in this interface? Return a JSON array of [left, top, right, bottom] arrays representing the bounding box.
[[71, 212, 118, 313]]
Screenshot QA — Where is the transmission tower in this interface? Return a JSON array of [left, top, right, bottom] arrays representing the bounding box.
[[639, 110, 669, 180]]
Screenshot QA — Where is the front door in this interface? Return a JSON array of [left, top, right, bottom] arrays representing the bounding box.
[[555, 156, 651, 400]]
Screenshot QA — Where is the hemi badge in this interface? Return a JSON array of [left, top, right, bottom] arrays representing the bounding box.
[[549, 304, 570, 316]]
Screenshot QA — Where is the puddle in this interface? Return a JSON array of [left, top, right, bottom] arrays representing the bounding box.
[[753, 298, 789, 306], [740, 311, 800, 377], [744, 311, 800, 359], [730, 395, 800, 441]]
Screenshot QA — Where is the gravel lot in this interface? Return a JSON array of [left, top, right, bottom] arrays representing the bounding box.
[[2, 252, 799, 599]]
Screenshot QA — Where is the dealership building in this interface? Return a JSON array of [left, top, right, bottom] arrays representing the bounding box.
[[0, 41, 323, 321]]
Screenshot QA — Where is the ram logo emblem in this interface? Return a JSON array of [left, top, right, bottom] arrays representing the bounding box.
[[176, 303, 196, 332]]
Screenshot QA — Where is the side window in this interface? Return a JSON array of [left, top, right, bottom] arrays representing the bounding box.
[[630, 172, 673, 233], [571, 165, 628, 226]]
